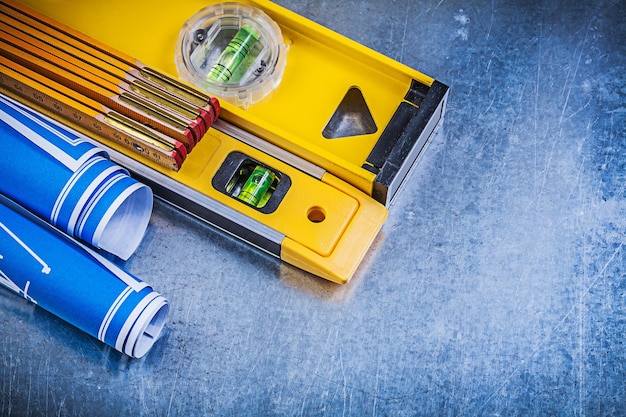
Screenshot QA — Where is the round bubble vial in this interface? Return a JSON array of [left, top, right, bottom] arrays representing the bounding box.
[[175, 3, 288, 109]]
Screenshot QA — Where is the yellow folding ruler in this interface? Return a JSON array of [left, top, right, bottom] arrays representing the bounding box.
[[1, 0, 447, 283]]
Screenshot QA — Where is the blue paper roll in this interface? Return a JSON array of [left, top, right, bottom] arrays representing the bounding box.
[[0, 193, 169, 358], [0, 93, 152, 260]]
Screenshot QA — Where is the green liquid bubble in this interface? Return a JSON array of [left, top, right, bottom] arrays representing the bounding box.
[[237, 165, 276, 207], [208, 25, 260, 83]]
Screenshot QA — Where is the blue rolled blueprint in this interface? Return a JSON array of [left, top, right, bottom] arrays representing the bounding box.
[[0, 193, 169, 358], [0, 93, 152, 260]]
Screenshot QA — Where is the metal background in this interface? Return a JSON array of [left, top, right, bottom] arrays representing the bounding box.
[[1, 0, 625, 415]]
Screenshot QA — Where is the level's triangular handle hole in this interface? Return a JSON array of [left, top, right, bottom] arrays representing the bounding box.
[[322, 87, 377, 139]]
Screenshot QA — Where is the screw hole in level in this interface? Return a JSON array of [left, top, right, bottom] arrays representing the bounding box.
[[307, 207, 326, 223]]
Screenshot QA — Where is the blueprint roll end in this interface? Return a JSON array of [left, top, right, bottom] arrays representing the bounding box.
[[116, 292, 170, 359], [92, 180, 154, 261]]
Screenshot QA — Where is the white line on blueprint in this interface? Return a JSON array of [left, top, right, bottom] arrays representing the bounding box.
[[0, 269, 37, 304], [0, 97, 98, 170], [0, 221, 51, 274]]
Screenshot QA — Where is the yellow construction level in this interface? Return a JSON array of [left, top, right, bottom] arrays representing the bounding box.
[[1, 0, 447, 284], [14, 0, 448, 207]]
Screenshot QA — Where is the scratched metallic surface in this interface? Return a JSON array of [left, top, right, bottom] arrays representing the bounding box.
[[1, 0, 625, 415]]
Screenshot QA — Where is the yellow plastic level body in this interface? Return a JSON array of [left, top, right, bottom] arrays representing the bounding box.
[[169, 125, 389, 284], [20, 0, 445, 204]]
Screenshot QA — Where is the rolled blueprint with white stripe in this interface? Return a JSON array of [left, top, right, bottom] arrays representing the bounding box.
[[0, 93, 152, 260], [0, 194, 168, 358]]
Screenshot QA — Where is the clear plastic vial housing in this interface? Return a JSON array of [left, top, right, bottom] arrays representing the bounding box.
[[175, 3, 288, 109]]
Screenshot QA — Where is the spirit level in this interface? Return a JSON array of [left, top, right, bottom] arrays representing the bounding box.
[[1, 0, 447, 283], [10, 0, 448, 207]]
